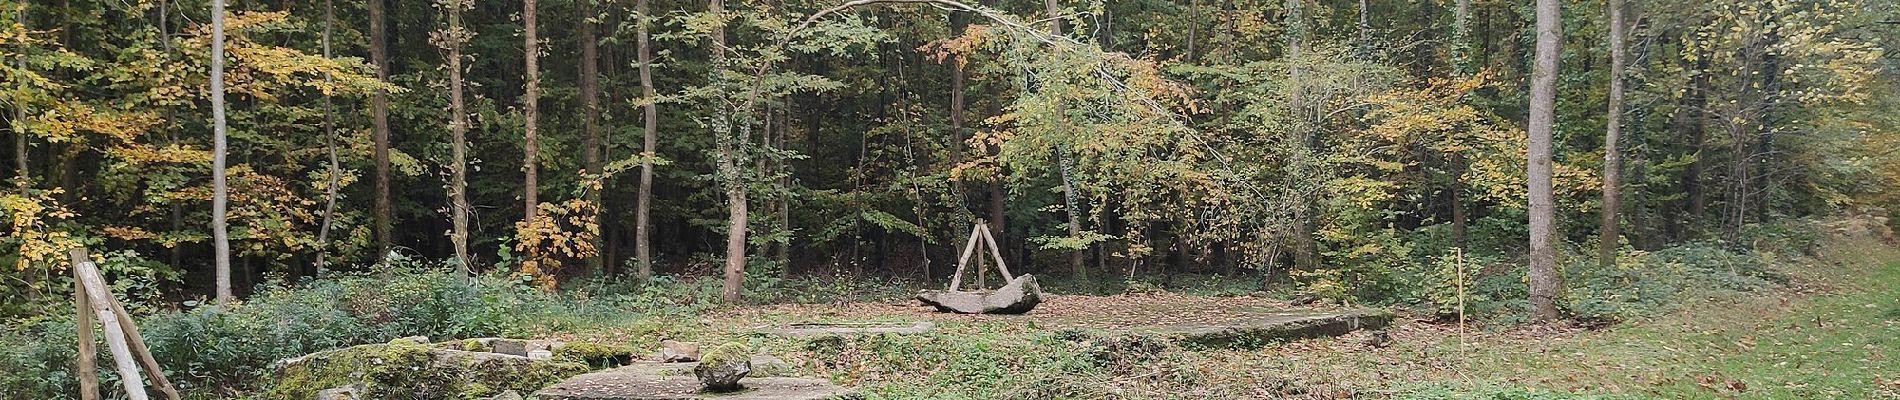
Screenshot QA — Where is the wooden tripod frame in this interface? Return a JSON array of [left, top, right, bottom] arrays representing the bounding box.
[[947, 220, 1012, 291], [70, 248, 181, 400]]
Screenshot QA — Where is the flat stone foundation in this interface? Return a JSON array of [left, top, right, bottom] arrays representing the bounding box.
[[534, 359, 855, 400], [754, 321, 934, 337], [1136, 309, 1393, 349]]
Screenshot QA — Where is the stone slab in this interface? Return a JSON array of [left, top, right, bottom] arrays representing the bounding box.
[[535, 359, 852, 400], [916, 274, 1041, 314], [1138, 309, 1393, 349], [754, 321, 935, 337]]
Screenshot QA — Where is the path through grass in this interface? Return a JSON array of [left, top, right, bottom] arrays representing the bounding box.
[[1394, 242, 1900, 399]]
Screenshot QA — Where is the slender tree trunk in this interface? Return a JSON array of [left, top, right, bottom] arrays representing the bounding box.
[[315, 0, 340, 275], [444, 0, 473, 280], [1288, 0, 1319, 272], [522, 0, 540, 220], [1356, 0, 1371, 58], [579, 0, 604, 275], [947, 11, 970, 283], [949, 12, 967, 200], [211, 0, 232, 305], [1598, 0, 1625, 267], [369, 0, 393, 261], [1043, 0, 1088, 282], [776, 97, 791, 271], [1685, 67, 1707, 232], [1186, 0, 1199, 61], [634, 0, 657, 282], [1526, 0, 1563, 321], [1453, 0, 1472, 73], [12, 4, 25, 196], [711, 0, 748, 302]]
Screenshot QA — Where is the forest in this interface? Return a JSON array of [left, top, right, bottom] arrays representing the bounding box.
[[4, 0, 1899, 398]]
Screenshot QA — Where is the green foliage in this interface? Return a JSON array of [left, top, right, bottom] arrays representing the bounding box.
[[1395, 384, 1653, 400], [0, 257, 682, 398]]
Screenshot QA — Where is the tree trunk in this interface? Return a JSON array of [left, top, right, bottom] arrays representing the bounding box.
[[444, 0, 474, 280], [1187, 0, 1199, 61], [1453, 0, 1472, 73], [211, 0, 232, 305], [1679, 51, 1709, 239], [522, 0, 540, 220], [579, 0, 603, 275], [369, 0, 393, 261], [1288, 0, 1319, 272], [635, 0, 657, 282], [711, 0, 748, 303], [950, 11, 967, 200], [1526, 0, 1563, 321], [1357, 0, 1371, 58], [315, 0, 340, 275], [1044, 0, 1088, 282], [1597, 0, 1625, 267], [12, 5, 25, 196]]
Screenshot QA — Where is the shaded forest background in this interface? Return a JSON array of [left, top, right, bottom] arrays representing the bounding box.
[[4, 0, 1898, 316]]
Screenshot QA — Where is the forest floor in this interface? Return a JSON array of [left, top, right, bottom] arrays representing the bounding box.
[[1217, 240, 1900, 399], [542, 239, 1900, 399]]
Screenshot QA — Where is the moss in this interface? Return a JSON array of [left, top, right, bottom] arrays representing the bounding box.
[[700, 342, 749, 366], [553, 342, 634, 368], [460, 338, 486, 352], [261, 339, 590, 400]]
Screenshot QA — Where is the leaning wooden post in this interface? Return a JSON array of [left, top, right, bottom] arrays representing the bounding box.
[[948, 222, 983, 291], [977, 223, 1012, 281], [108, 296, 181, 400], [68, 249, 152, 400], [74, 269, 100, 400]]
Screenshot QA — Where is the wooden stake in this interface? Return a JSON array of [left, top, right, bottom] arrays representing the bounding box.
[[977, 223, 1012, 281], [949, 222, 984, 291], [108, 296, 181, 400], [69, 249, 151, 400], [1456, 247, 1467, 345], [947, 221, 1017, 292], [74, 268, 100, 400]]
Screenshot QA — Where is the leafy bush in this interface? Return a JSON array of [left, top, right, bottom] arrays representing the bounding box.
[[0, 255, 697, 398]]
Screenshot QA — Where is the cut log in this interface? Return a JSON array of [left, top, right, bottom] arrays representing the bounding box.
[[917, 274, 1042, 314]]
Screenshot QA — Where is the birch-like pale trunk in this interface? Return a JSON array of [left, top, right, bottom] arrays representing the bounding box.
[[1599, 0, 1626, 267], [210, 0, 232, 304], [1526, 0, 1564, 321], [635, 0, 658, 282]]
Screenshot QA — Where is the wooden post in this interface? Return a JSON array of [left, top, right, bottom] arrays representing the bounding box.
[[947, 221, 1014, 292], [977, 223, 1012, 281], [69, 249, 152, 400], [948, 222, 983, 291], [109, 298, 181, 400], [74, 270, 100, 400]]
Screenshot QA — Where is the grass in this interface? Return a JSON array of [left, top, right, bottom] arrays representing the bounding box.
[[520, 239, 1900, 399], [13, 233, 1889, 399], [1427, 242, 1900, 399], [1358, 240, 1900, 399], [636, 237, 1900, 399]]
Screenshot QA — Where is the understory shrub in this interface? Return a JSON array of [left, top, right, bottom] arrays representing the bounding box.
[[0, 258, 696, 398]]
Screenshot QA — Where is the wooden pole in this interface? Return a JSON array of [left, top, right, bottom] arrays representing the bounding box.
[[74, 269, 100, 400], [68, 249, 151, 400], [977, 223, 1013, 280], [107, 297, 180, 400], [948, 222, 983, 290]]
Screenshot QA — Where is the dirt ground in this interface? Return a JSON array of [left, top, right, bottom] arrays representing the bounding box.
[[708, 292, 1366, 329]]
